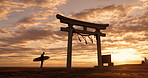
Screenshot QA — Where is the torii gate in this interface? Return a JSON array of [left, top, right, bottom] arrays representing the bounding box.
[[56, 14, 109, 69]]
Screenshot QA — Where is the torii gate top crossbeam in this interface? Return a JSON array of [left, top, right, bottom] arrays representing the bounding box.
[[56, 14, 109, 30]]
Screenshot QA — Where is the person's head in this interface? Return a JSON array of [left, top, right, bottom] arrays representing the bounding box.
[[43, 52, 45, 54]]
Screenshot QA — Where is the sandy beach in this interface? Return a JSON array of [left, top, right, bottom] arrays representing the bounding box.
[[0, 64, 147, 78]]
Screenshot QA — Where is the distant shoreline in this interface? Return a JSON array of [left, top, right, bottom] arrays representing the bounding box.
[[0, 64, 144, 68]]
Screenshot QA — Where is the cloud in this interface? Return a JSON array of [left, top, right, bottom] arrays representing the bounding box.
[[0, 28, 54, 45], [0, 45, 35, 54], [0, 0, 67, 38], [0, 27, 68, 55], [67, 3, 147, 59], [0, 0, 24, 20], [0, 0, 67, 20], [72, 5, 134, 22], [0, 29, 9, 34], [17, 0, 67, 8], [16, 17, 41, 27]]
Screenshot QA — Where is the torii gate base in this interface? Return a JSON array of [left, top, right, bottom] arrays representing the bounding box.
[[56, 14, 109, 69]]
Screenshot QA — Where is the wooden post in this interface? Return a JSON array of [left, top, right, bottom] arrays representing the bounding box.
[[67, 24, 73, 69], [96, 29, 103, 68]]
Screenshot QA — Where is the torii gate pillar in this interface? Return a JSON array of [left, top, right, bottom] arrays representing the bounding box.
[[96, 30, 103, 68], [67, 25, 73, 69]]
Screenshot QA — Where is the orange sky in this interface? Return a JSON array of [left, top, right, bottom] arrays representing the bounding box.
[[0, 0, 147, 67]]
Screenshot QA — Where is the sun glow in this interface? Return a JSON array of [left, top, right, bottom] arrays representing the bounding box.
[[112, 48, 142, 64]]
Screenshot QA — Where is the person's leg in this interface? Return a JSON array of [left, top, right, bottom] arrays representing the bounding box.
[[40, 60, 43, 68]]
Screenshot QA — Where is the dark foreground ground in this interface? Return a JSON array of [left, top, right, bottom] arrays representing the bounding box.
[[0, 64, 148, 78]]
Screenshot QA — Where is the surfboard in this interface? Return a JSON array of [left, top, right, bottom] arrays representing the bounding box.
[[33, 56, 50, 61]]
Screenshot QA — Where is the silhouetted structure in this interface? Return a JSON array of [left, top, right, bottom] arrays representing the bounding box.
[[33, 52, 50, 68], [102, 55, 114, 66], [56, 14, 109, 69], [142, 57, 148, 65]]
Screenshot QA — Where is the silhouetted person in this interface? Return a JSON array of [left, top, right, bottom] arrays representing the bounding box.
[[40, 52, 45, 68], [144, 57, 147, 62]]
